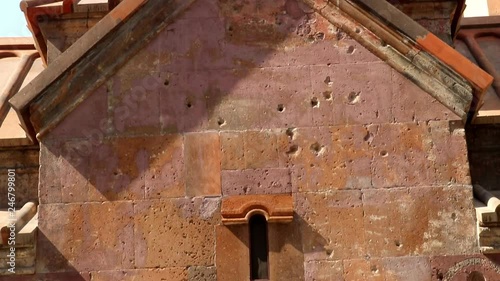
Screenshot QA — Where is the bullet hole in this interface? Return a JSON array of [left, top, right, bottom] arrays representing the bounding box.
[[323, 91, 333, 100], [327, 63, 332, 67], [325, 248, 333, 256], [381, 40, 388, 47], [347, 45, 356, 54], [437, 272, 444, 280], [186, 99, 193, 108], [380, 150, 388, 157], [355, 27, 361, 34], [164, 79, 169, 86], [217, 117, 226, 127], [451, 213, 457, 221], [310, 97, 319, 108], [310, 142, 324, 155], [286, 127, 296, 139], [347, 91, 361, 104], [286, 145, 299, 155], [277, 104, 285, 112], [324, 76, 333, 86], [363, 131, 374, 144], [395, 240, 402, 248], [371, 265, 379, 274]]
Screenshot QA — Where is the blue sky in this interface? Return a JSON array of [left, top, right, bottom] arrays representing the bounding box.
[[0, 0, 31, 37]]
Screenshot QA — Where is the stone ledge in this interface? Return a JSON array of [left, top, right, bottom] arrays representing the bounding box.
[[221, 194, 293, 225]]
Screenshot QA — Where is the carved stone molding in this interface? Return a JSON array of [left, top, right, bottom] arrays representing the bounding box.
[[221, 194, 293, 225]]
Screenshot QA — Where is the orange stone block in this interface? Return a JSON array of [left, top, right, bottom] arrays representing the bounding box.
[[185, 132, 221, 196]]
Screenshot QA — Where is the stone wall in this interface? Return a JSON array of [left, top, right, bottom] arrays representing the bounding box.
[[0, 147, 39, 209], [2, 0, 487, 280]]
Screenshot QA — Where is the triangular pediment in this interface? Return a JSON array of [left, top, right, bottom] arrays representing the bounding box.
[[9, 0, 493, 141]]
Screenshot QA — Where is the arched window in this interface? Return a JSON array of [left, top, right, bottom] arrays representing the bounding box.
[[249, 214, 269, 280]]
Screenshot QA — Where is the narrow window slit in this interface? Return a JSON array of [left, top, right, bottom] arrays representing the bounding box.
[[249, 214, 269, 280]]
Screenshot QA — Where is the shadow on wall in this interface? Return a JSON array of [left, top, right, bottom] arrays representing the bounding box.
[[37, 0, 358, 275], [41, 0, 359, 202], [0, 231, 89, 281]]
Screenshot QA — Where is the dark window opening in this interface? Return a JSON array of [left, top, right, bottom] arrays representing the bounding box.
[[249, 214, 269, 280]]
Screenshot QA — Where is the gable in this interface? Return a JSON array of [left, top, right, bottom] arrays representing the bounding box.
[[9, 0, 493, 141], [46, 0, 460, 141]]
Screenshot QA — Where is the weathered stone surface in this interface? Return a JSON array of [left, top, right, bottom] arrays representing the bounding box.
[[244, 130, 279, 169], [310, 62, 392, 126], [110, 47, 161, 135], [221, 168, 291, 196], [269, 221, 305, 281], [220, 131, 245, 170], [188, 266, 216, 281], [296, 190, 365, 261], [391, 69, 454, 122], [260, 67, 313, 129], [160, 72, 209, 133], [134, 198, 220, 268], [0, 272, 90, 281], [91, 268, 187, 281], [216, 225, 250, 281], [430, 255, 500, 281], [49, 85, 108, 140], [185, 132, 221, 196], [87, 137, 147, 201], [304, 260, 343, 281], [36, 202, 134, 273], [144, 135, 185, 199], [344, 256, 432, 281], [288, 125, 374, 191], [370, 122, 432, 188], [0, 147, 39, 208], [39, 141, 62, 204], [363, 185, 478, 257], [30, 0, 482, 280], [428, 121, 471, 185]]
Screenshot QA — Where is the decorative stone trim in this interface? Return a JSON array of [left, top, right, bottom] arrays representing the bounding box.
[[221, 194, 293, 225]]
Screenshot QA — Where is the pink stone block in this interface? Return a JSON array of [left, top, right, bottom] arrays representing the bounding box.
[[221, 168, 292, 196]]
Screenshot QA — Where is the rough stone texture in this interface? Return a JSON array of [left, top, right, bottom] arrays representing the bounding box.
[[431, 254, 500, 281], [304, 260, 344, 281], [268, 219, 305, 281], [36, 202, 134, 273], [32, 0, 484, 280], [0, 272, 90, 281], [0, 147, 39, 208], [134, 198, 220, 268], [363, 186, 478, 257], [216, 225, 249, 281], [185, 132, 221, 196], [222, 168, 291, 196], [187, 266, 216, 281], [296, 190, 365, 261], [91, 268, 186, 281], [344, 256, 432, 281]]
